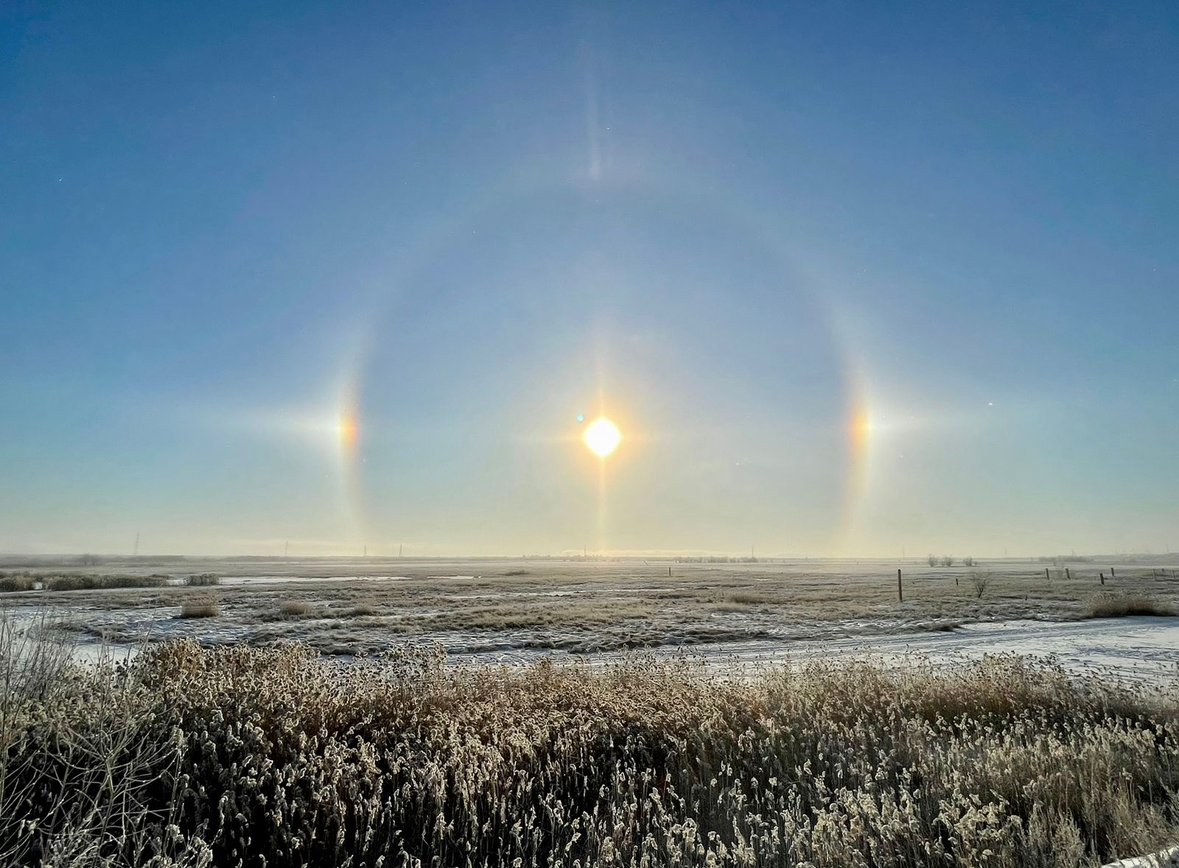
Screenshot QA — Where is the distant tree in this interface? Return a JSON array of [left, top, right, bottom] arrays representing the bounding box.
[[963, 556, 974, 567], [928, 554, 938, 567], [941, 556, 955, 567]]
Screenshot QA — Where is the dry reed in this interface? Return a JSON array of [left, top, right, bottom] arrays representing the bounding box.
[[3, 618, 1178, 867]]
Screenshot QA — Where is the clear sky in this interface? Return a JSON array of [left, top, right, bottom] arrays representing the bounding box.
[[2, 1, 1177, 558]]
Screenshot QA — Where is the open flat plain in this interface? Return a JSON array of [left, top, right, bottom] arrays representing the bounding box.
[[4, 555, 1177, 680]]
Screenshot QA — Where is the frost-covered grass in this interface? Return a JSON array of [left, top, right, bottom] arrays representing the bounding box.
[[177, 599, 219, 619], [2, 619, 1178, 867], [0, 572, 168, 592], [184, 573, 221, 587], [0, 575, 35, 593], [11, 560, 1179, 657], [1085, 593, 1177, 619]]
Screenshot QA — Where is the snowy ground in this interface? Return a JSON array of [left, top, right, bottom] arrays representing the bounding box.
[[457, 615, 1179, 685], [8, 608, 1177, 688], [3, 556, 1177, 685]]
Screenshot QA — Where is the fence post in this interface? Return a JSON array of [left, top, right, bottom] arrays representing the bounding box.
[[1100, 572, 1105, 585], [1066, 567, 1071, 580], [897, 569, 903, 603], [1111, 568, 1116, 579], [1045, 568, 1050, 581]]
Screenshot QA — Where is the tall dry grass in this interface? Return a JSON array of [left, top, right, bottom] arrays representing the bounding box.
[[177, 600, 219, 619], [0, 575, 36, 593], [1085, 593, 1177, 619], [0, 573, 169, 593], [184, 574, 221, 587], [0, 615, 209, 867], [2, 621, 1178, 866], [43, 574, 167, 592]]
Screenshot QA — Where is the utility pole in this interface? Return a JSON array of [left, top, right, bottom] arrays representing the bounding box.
[[398, 543, 403, 558], [133, 531, 139, 557], [284, 540, 289, 557]]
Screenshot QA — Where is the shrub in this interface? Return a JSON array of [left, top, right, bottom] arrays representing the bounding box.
[[344, 602, 377, 617], [177, 599, 219, 619], [963, 556, 975, 567], [970, 571, 992, 599], [1085, 594, 1176, 619], [942, 555, 956, 567], [928, 554, 938, 567]]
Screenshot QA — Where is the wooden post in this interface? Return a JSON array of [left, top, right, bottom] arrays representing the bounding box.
[[897, 569, 903, 603], [1111, 568, 1116, 579], [1066, 567, 1071, 580], [1045, 568, 1050, 581], [1100, 572, 1105, 585]]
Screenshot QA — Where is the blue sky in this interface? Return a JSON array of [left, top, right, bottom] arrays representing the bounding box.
[[2, 1, 1176, 557]]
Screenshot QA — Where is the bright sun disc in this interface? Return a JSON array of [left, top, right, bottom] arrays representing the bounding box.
[[583, 417, 621, 457]]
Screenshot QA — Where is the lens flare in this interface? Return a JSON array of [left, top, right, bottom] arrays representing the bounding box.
[[583, 417, 621, 457]]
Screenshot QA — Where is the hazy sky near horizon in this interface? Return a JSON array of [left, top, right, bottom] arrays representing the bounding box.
[[2, 1, 1177, 557]]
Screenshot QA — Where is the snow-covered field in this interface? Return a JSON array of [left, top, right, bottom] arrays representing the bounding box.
[[3, 555, 1177, 685], [455, 614, 1179, 685], [10, 608, 1179, 688]]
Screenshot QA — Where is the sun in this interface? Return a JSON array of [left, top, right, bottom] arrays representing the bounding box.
[[583, 417, 622, 457]]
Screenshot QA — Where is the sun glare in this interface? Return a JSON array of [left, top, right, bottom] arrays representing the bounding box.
[[583, 417, 621, 458]]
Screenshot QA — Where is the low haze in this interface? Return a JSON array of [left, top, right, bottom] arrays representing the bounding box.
[[2, 2, 1177, 557]]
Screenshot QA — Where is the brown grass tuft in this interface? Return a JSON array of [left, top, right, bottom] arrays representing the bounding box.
[[279, 600, 311, 618], [1085, 593, 1177, 619], [177, 599, 219, 619]]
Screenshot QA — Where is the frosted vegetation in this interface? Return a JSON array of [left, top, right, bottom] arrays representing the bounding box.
[[2, 559, 1175, 658], [2, 615, 1177, 867]]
